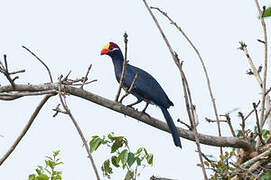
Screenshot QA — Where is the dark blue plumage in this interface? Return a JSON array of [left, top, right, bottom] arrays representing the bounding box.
[[101, 42, 182, 148]]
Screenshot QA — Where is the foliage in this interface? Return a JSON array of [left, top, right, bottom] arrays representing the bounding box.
[[28, 150, 63, 180], [199, 150, 236, 180], [260, 170, 271, 180], [263, 6, 271, 18], [89, 132, 153, 180]]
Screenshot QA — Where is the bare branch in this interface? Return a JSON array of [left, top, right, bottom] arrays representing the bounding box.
[[22, 46, 53, 83], [244, 100, 260, 121], [222, 114, 236, 137], [178, 59, 208, 179], [0, 55, 17, 88], [0, 83, 254, 151], [0, 90, 57, 100], [119, 72, 138, 103], [0, 94, 53, 166], [115, 32, 128, 102], [150, 6, 222, 155], [238, 112, 246, 138], [57, 77, 100, 180], [253, 103, 265, 146], [241, 146, 271, 169], [253, 0, 268, 131], [80, 64, 92, 89], [238, 42, 262, 87]]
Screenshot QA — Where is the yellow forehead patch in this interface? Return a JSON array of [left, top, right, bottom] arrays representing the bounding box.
[[103, 43, 110, 50]]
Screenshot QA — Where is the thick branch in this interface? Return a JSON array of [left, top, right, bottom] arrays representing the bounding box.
[[0, 83, 254, 151]]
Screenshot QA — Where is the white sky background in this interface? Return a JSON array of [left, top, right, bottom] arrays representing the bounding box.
[[0, 0, 271, 179]]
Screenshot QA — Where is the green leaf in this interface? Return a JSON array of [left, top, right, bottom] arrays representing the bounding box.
[[101, 159, 112, 178], [28, 174, 36, 180], [111, 138, 123, 153], [89, 137, 102, 153], [136, 157, 141, 166], [147, 154, 153, 165], [36, 174, 49, 180], [260, 170, 271, 180], [136, 148, 142, 155], [120, 149, 129, 166], [111, 156, 120, 167], [263, 7, 271, 18], [127, 152, 135, 167], [124, 170, 134, 180], [262, 129, 270, 139]]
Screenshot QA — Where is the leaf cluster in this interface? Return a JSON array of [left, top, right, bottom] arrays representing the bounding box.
[[28, 150, 63, 180], [89, 132, 153, 180]]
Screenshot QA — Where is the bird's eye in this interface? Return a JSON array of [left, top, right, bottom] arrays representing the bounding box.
[[109, 46, 113, 50]]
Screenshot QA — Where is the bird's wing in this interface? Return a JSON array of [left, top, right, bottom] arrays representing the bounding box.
[[123, 64, 173, 108]]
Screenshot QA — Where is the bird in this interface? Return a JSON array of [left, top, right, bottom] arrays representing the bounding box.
[[100, 42, 182, 148]]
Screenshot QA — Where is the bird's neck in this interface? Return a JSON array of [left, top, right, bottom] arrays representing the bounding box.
[[110, 52, 125, 80]]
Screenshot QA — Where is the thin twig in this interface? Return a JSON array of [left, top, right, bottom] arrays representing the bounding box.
[[0, 55, 16, 88], [151, 6, 223, 155], [57, 77, 100, 180], [178, 59, 208, 179], [115, 33, 128, 102], [239, 112, 246, 138], [224, 114, 236, 137], [238, 42, 262, 87], [177, 119, 192, 130], [205, 118, 227, 123], [253, 1, 268, 129], [119, 72, 138, 103], [0, 94, 53, 166], [244, 100, 261, 121], [80, 64, 92, 89], [253, 103, 265, 146], [22, 46, 53, 83]]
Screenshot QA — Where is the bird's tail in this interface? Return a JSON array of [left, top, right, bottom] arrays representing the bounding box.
[[160, 106, 182, 148]]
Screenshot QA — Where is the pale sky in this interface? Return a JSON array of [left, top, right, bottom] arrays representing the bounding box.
[[0, 0, 271, 179]]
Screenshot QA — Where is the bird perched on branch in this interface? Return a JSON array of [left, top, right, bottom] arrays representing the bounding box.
[[101, 42, 182, 148]]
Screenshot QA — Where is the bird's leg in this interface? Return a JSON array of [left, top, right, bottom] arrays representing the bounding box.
[[140, 102, 151, 118], [142, 102, 149, 114], [127, 99, 142, 108]]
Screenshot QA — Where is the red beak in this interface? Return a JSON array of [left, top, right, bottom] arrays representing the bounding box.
[[100, 48, 111, 55]]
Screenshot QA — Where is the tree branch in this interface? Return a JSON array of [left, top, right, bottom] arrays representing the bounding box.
[[0, 83, 254, 151], [115, 32, 128, 102], [22, 46, 53, 83], [150, 6, 222, 155], [57, 77, 100, 180], [0, 94, 53, 166]]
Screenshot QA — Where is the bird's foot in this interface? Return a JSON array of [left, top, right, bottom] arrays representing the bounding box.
[[140, 110, 151, 118]]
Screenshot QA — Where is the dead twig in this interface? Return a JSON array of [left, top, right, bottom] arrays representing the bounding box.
[[253, 102, 265, 146], [150, 6, 222, 156], [244, 100, 261, 121], [238, 112, 246, 138], [22, 46, 53, 83], [80, 64, 92, 89], [57, 76, 100, 180], [253, 1, 268, 130], [0, 94, 53, 166], [177, 119, 192, 130], [115, 32, 128, 102], [238, 42, 262, 87], [0, 55, 24, 88], [178, 58, 208, 179], [220, 114, 236, 137], [151, 6, 223, 155], [119, 72, 138, 103]]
